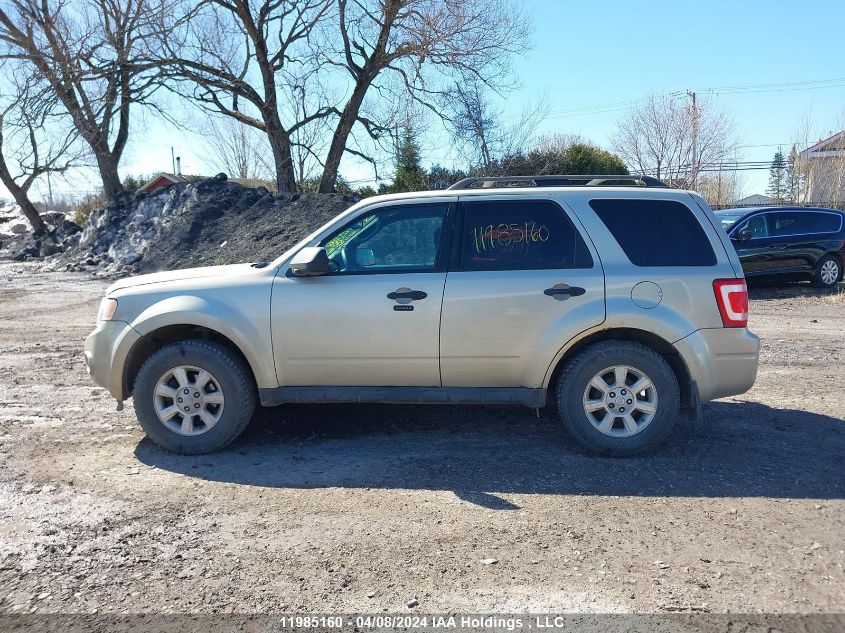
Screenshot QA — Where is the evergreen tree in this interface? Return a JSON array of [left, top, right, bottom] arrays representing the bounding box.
[[426, 164, 467, 190], [494, 143, 628, 177], [767, 149, 787, 203], [391, 127, 426, 192]]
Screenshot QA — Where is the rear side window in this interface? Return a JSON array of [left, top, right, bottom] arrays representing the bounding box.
[[460, 199, 593, 271], [769, 212, 804, 236], [589, 199, 716, 266], [770, 211, 842, 236]]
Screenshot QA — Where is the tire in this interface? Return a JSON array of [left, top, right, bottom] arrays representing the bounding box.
[[133, 340, 256, 454], [812, 254, 841, 288], [556, 340, 680, 456]]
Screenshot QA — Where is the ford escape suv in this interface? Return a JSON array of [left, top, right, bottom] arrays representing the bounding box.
[[85, 175, 760, 456]]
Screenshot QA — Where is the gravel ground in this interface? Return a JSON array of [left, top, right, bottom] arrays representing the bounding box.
[[0, 262, 843, 617]]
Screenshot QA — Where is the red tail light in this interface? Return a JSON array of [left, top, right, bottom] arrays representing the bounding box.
[[713, 279, 748, 327]]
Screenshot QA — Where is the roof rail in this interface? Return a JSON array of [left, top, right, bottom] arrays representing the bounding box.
[[447, 174, 668, 190]]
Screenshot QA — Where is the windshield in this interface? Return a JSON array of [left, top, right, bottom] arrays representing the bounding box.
[[715, 210, 750, 231]]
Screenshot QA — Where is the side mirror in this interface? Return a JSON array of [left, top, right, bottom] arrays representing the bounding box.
[[289, 247, 329, 277], [356, 247, 376, 267], [736, 230, 754, 242]]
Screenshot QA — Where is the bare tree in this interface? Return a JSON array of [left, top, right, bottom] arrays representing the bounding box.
[[0, 0, 166, 198], [159, 0, 334, 193], [612, 94, 739, 188], [697, 168, 745, 208], [443, 80, 498, 171], [0, 65, 80, 235], [285, 75, 332, 185], [612, 94, 687, 183], [790, 113, 816, 205], [205, 117, 274, 181], [785, 144, 803, 205], [316, 0, 531, 192]]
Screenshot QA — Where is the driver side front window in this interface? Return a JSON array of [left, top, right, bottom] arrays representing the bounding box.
[[735, 214, 769, 239], [320, 203, 448, 274]]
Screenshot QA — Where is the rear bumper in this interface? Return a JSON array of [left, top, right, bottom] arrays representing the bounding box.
[[84, 320, 141, 400], [674, 327, 760, 402]]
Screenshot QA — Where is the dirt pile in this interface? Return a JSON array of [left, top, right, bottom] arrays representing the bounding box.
[[29, 177, 358, 274], [0, 201, 81, 260]]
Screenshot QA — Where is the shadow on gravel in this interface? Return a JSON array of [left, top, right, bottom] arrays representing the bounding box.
[[136, 399, 845, 505]]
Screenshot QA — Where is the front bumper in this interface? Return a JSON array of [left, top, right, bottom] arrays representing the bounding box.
[[84, 320, 141, 400], [674, 327, 760, 403]]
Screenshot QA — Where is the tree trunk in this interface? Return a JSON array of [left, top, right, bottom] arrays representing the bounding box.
[[318, 81, 370, 193], [94, 151, 124, 199], [13, 192, 47, 235], [0, 168, 48, 235], [264, 112, 297, 193]]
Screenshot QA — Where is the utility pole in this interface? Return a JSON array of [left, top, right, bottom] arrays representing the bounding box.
[[46, 171, 54, 208], [686, 90, 698, 190]]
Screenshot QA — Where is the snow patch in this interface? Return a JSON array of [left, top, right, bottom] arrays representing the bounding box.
[[0, 199, 61, 236]]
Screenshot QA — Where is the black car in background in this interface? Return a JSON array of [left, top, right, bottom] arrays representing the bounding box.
[[715, 207, 845, 288]]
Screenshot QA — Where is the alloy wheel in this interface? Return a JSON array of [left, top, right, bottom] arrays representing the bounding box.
[[153, 365, 225, 436], [582, 365, 658, 437], [820, 259, 840, 286]]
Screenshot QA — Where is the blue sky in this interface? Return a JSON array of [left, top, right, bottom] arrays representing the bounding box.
[[499, 0, 845, 194], [16, 0, 845, 201]]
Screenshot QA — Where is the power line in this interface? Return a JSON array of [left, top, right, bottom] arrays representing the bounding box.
[[545, 76, 845, 119]]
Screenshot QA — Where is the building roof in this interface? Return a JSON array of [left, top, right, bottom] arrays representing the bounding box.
[[137, 173, 191, 193], [800, 130, 845, 156], [228, 177, 275, 190], [734, 193, 777, 205], [139, 173, 275, 194]]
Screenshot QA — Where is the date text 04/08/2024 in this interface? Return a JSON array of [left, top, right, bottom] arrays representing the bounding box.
[[278, 615, 577, 630]]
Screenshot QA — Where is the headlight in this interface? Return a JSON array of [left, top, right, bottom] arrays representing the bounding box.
[[97, 298, 118, 322]]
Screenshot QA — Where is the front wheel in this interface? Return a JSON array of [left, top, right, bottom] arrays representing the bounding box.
[[813, 255, 841, 288], [556, 341, 680, 456], [133, 340, 256, 454]]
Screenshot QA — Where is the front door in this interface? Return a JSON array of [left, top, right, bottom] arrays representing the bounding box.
[[440, 197, 605, 388], [272, 200, 453, 386], [731, 212, 778, 276]]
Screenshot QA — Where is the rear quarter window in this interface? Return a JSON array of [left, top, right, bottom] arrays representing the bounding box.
[[770, 211, 843, 235], [589, 199, 717, 266], [811, 212, 844, 233]]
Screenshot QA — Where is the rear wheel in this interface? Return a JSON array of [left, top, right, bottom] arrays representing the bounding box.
[[556, 341, 680, 456], [134, 340, 256, 454], [813, 255, 841, 288]]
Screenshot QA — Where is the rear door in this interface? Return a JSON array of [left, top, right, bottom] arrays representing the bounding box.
[[766, 210, 839, 274], [439, 196, 605, 388]]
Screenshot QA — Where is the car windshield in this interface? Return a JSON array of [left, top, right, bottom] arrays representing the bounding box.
[[714, 210, 750, 230]]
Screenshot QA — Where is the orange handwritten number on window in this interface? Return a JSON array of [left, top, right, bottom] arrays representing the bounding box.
[[471, 220, 549, 255]]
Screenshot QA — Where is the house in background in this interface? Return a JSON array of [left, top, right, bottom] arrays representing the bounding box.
[[800, 130, 845, 205], [138, 173, 275, 195], [138, 173, 194, 194], [733, 193, 777, 206]]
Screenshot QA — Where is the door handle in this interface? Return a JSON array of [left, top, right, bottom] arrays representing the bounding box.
[[387, 289, 428, 301], [544, 285, 586, 297]]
